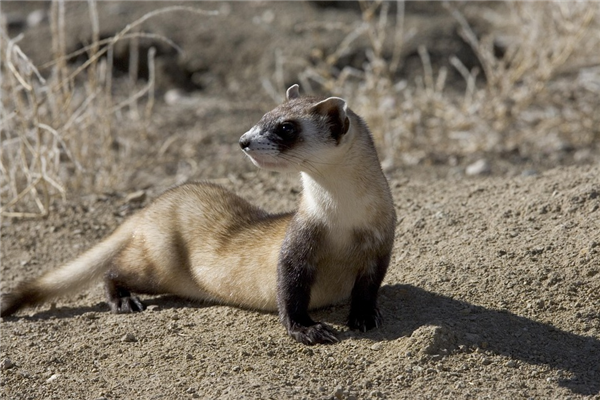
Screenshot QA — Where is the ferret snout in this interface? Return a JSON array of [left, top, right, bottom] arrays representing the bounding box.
[[240, 127, 278, 155], [239, 134, 251, 151], [239, 126, 261, 151]]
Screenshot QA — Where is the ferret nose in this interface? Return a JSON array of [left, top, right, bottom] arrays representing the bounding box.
[[239, 134, 251, 151]]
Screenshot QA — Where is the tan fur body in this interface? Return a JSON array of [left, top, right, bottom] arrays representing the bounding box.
[[2, 85, 396, 345], [107, 184, 288, 311]]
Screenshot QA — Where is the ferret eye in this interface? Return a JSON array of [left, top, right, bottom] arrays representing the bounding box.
[[278, 122, 297, 138]]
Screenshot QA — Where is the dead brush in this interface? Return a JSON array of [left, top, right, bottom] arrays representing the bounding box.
[[448, 2, 599, 150], [278, 1, 599, 168], [0, 1, 217, 218]]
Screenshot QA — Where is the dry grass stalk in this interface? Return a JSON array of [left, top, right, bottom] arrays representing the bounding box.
[[0, 3, 217, 218]]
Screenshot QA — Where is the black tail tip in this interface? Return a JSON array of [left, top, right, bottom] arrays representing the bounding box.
[[1, 293, 22, 317]]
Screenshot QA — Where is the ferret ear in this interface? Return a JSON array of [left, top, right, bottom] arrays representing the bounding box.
[[311, 97, 350, 143], [286, 84, 300, 101]]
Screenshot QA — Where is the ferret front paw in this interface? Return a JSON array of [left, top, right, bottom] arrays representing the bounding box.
[[348, 307, 382, 332], [288, 322, 339, 345]]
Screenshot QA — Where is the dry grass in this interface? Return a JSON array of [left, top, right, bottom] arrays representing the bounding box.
[[0, 1, 217, 218], [2, 1, 598, 217], [280, 1, 600, 169]]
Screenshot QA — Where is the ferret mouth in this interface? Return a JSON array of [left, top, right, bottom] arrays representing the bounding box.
[[243, 151, 289, 170]]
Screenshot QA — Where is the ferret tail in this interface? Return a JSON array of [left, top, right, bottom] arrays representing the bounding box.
[[1, 216, 137, 317]]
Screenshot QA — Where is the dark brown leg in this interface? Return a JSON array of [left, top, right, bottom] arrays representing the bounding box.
[[348, 253, 390, 332], [104, 276, 146, 314]]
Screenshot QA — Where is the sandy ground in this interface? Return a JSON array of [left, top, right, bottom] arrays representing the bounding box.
[[1, 2, 599, 399], [2, 164, 599, 399]]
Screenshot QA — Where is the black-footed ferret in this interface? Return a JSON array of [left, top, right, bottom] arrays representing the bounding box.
[[1, 85, 396, 345]]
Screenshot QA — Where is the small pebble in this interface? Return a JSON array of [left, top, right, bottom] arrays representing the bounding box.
[[121, 333, 137, 343], [46, 374, 59, 383], [521, 169, 538, 177], [1, 358, 15, 370], [466, 159, 490, 176], [333, 386, 344, 400], [164, 89, 186, 105], [27, 9, 46, 27], [370, 343, 383, 351]]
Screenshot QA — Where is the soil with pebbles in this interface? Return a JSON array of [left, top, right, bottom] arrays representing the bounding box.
[[2, 164, 599, 399], [2, 2, 600, 399]]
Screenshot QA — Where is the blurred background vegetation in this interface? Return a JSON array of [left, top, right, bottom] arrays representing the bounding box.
[[1, 1, 599, 217]]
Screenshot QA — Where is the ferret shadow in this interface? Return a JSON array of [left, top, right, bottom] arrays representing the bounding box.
[[324, 284, 599, 396], [2, 295, 209, 321]]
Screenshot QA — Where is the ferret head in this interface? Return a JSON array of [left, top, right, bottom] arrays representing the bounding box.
[[239, 85, 353, 173]]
